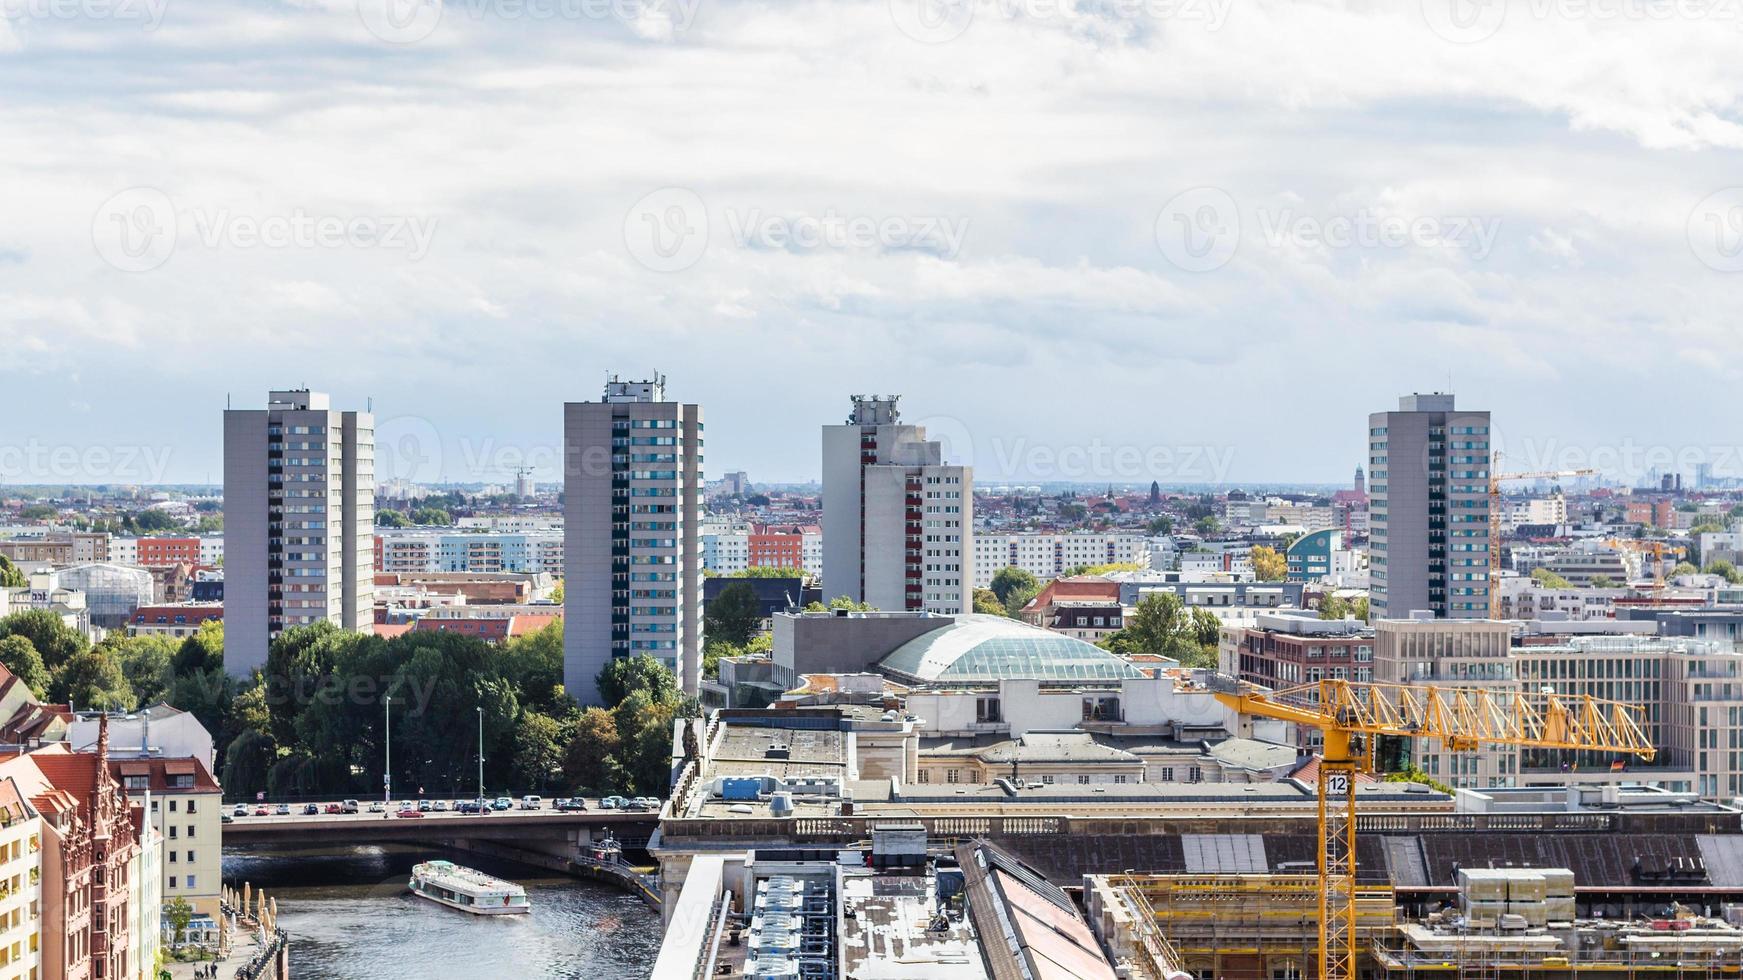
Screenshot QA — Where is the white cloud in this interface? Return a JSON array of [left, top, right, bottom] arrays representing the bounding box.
[[0, 0, 1737, 482]]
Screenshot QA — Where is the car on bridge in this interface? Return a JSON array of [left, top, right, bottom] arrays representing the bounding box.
[[555, 798, 587, 812], [233, 804, 249, 818], [491, 797, 513, 811], [368, 801, 386, 813], [599, 796, 627, 810], [519, 796, 543, 811], [303, 803, 320, 815], [396, 807, 423, 818], [342, 799, 360, 814]]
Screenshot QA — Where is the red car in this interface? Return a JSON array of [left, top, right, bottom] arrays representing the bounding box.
[[395, 808, 424, 818], [252, 806, 269, 817], [324, 803, 343, 814]]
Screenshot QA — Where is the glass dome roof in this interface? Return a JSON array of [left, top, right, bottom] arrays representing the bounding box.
[[877, 614, 1147, 684]]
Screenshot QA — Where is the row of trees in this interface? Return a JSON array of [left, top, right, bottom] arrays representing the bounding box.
[[0, 608, 692, 802]]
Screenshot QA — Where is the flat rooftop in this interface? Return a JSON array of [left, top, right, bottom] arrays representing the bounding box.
[[839, 869, 987, 980]]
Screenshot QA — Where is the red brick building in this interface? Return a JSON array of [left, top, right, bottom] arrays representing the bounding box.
[[135, 537, 202, 568], [2, 718, 139, 980], [747, 525, 807, 571]]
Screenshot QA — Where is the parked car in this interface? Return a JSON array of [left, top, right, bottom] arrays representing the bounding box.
[[491, 797, 513, 811], [253, 806, 270, 817], [455, 800, 482, 814], [323, 803, 343, 814], [303, 803, 320, 815], [416, 799, 432, 812], [429, 799, 447, 811], [233, 804, 249, 817], [275, 804, 291, 816], [519, 795, 543, 811], [600, 796, 626, 810], [556, 798, 588, 812], [367, 801, 386, 813], [395, 807, 423, 819], [342, 799, 361, 814]]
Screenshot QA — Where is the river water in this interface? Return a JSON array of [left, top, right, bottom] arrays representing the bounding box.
[[223, 846, 663, 980]]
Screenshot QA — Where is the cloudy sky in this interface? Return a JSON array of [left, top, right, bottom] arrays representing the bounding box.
[[1, 0, 1739, 488]]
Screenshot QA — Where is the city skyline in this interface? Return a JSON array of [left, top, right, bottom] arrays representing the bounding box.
[[3, 6, 1738, 492], [1, 381, 1737, 490]]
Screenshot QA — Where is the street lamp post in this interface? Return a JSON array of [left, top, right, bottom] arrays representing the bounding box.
[[384, 695, 392, 806], [477, 706, 485, 801]]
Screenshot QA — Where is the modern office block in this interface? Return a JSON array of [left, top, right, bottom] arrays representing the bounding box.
[[1368, 393, 1491, 619], [822, 396, 972, 615], [565, 375, 703, 704], [222, 390, 374, 676]]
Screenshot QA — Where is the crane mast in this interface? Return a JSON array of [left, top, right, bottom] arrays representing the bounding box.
[[1212, 676, 1654, 980]]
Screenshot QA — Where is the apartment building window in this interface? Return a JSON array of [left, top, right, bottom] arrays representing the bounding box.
[[1078, 775, 1091, 785], [975, 697, 1002, 724]]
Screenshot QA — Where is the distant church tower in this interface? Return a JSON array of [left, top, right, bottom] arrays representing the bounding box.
[[1354, 465, 1365, 494]]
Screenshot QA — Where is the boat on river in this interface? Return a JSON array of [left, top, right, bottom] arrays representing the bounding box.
[[408, 860, 531, 915]]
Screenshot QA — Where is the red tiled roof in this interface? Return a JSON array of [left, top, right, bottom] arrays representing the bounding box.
[[107, 755, 221, 796], [1288, 756, 1380, 785]]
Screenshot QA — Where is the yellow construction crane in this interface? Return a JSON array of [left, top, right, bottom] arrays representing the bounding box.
[[1605, 537, 1687, 591], [1488, 452, 1596, 616], [1212, 677, 1655, 980]]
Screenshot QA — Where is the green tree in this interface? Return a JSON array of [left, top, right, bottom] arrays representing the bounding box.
[[165, 897, 194, 946], [1194, 515, 1220, 536], [802, 596, 875, 613], [510, 711, 566, 794], [1589, 574, 1615, 589], [0, 609, 89, 671], [705, 581, 764, 647], [0, 555, 25, 589], [549, 579, 564, 604], [498, 621, 569, 718], [1671, 562, 1699, 578], [1705, 560, 1743, 585], [596, 655, 677, 708], [563, 706, 623, 794], [732, 566, 807, 579], [51, 647, 134, 710], [1530, 567, 1573, 589], [375, 509, 410, 528], [988, 567, 1038, 608], [1251, 545, 1287, 582], [0, 636, 51, 697], [1353, 597, 1370, 622], [703, 634, 771, 680], [105, 635, 178, 706], [1319, 595, 1351, 620], [409, 506, 452, 526], [1146, 515, 1174, 535], [972, 588, 1007, 617]]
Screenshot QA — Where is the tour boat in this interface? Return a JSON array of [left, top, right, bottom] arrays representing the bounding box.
[[408, 860, 531, 915]]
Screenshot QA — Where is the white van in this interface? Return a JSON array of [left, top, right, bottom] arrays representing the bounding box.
[[519, 795, 543, 810]]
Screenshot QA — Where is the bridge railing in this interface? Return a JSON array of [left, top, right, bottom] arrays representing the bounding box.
[[658, 807, 1740, 842]]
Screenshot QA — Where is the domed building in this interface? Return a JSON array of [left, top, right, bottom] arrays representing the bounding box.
[[876, 614, 1147, 685]]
